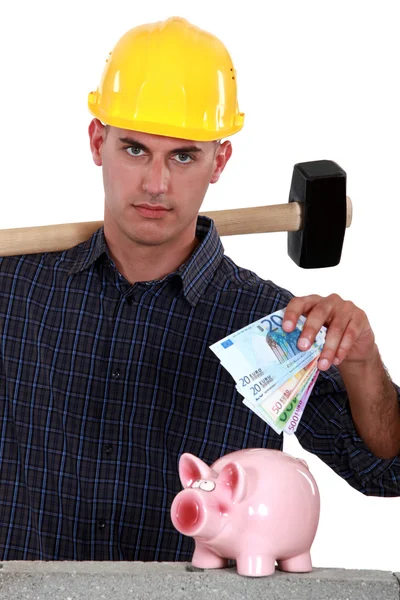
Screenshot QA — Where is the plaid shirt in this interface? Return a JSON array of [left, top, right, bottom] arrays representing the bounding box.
[[1, 216, 399, 561]]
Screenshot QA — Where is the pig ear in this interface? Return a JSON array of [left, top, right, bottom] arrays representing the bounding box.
[[297, 458, 309, 469], [178, 453, 214, 489], [218, 462, 247, 503]]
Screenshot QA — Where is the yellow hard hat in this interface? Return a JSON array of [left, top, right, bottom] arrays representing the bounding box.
[[88, 16, 245, 141]]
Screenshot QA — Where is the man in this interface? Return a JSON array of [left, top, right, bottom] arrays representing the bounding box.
[[0, 16, 399, 562]]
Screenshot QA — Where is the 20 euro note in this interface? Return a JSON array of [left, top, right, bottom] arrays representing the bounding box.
[[251, 366, 318, 436], [242, 359, 319, 435], [241, 356, 319, 432], [238, 355, 319, 420], [210, 308, 326, 401], [236, 353, 319, 415], [242, 364, 318, 435]]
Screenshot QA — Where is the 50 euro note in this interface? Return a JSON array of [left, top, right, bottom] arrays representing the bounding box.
[[210, 308, 326, 401], [241, 356, 319, 434], [280, 367, 320, 435], [242, 358, 320, 435], [270, 360, 320, 434]]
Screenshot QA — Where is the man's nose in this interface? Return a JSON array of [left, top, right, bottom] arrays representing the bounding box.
[[142, 157, 169, 196]]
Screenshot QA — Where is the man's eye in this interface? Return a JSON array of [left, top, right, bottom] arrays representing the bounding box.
[[126, 146, 144, 156], [174, 153, 193, 164]]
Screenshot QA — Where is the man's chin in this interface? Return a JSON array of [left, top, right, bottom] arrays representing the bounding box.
[[124, 225, 174, 247]]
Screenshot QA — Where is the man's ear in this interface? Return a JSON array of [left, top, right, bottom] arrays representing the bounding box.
[[210, 140, 232, 184], [88, 118, 106, 166]]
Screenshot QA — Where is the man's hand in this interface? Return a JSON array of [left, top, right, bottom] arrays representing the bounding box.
[[282, 293, 377, 371], [282, 293, 400, 459]]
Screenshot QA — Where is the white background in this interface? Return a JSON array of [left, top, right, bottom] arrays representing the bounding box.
[[1, 0, 399, 571]]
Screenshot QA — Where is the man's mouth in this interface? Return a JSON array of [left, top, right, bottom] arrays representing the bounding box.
[[133, 204, 171, 218]]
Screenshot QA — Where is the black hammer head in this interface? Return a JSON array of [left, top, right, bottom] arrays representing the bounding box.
[[288, 160, 347, 268]]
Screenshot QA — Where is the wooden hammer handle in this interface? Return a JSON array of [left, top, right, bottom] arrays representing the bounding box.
[[0, 197, 352, 257]]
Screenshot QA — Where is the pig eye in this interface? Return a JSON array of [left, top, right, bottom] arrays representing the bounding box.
[[199, 480, 216, 492], [191, 480, 201, 488]]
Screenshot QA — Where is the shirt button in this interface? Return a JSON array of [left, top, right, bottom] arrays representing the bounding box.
[[97, 519, 106, 529], [104, 444, 113, 454], [126, 296, 133, 305], [112, 369, 121, 379]]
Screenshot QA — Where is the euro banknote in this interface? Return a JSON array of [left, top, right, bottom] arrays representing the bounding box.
[[210, 309, 325, 399], [243, 363, 319, 435], [210, 308, 326, 435], [242, 358, 319, 434], [240, 356, 319, 424]]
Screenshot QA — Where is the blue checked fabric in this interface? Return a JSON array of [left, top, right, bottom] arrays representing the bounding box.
[[1, 216, 399, 560]]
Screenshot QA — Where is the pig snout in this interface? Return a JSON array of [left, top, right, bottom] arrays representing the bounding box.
[[173, 494, 201, 530], [171, 490, 224, 540]]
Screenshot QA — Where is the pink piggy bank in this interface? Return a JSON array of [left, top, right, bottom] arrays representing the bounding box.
[[170, 448, 320, 577]]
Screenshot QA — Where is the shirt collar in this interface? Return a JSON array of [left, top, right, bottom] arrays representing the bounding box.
[[67, 215, 224, 307]]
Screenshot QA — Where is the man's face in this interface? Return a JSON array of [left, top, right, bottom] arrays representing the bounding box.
[[89, 119, 232, 247]]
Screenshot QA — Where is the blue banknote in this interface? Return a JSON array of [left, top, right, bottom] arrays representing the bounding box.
[[210, 308, 325, 400], [210, 308, 326, 435]]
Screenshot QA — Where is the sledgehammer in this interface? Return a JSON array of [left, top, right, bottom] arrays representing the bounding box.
[[0, 160, 352, 268]]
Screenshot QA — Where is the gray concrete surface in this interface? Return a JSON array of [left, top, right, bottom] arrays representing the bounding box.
[[0, 562, 399, 600]]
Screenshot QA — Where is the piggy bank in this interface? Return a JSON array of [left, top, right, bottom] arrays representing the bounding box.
[[170, 448, 320, 577]]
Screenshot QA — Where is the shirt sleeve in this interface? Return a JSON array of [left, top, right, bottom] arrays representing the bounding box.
[[295, 365, 400, 497]]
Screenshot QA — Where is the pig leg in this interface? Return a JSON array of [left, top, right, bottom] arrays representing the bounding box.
[[236, 554, 276, 577], [192, 541, 229, 569], [277, 551, 312, 573]]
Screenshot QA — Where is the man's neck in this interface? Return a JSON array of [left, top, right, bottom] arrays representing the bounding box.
[[104, 223, 200, 285]]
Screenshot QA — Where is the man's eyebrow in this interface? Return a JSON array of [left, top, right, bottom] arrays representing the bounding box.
[[118, 137, 203, 154]]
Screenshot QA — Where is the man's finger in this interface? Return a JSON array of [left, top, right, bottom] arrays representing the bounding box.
[[282, 295, 322, 331]]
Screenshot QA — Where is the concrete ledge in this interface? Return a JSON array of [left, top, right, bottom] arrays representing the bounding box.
[[1, 562, 399, 600]]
